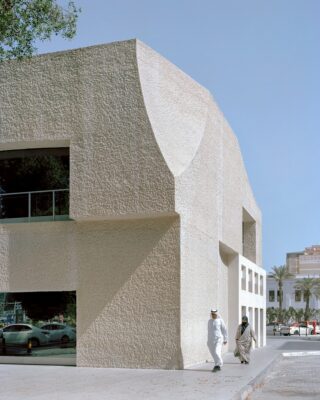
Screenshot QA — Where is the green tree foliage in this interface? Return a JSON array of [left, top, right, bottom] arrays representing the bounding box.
[[314, 281, 320, 303], [269, 265, 293, 319], [0, 150, 69, 192], [287, 306, 297, 323], [266, 307, 278, 324], [6, 291, 76, 321], [295, 308, 304, 323], [0, 0, 80, 61], [294, 278, 320, 321]]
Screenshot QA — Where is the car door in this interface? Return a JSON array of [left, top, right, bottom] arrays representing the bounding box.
[[41, 324, 56, 342], [50, 324, 63, 342], [3, 325, 18, 344], [299, 325, 307, 334], [42, 324, 63, 342], [3, 325, 28, 344]]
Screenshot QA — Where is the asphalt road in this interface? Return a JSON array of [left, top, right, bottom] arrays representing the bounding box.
[[248, 354, 320, 400]]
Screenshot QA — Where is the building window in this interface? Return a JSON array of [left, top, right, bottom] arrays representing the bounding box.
[[241, 266, 246, 291], [260, 275, 264, 296], [295, 290, 302, 302], [248, 269, 253, 292], [254, 272, 259, 294], [269, 290, 275, 302], [0, 148, 69, 222]]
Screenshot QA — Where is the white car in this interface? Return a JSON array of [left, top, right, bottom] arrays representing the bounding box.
[[0, 323, 49, 347], [280, 324, 313, 336], [40, 323, 76, 344], [267, 323, 286, 335]]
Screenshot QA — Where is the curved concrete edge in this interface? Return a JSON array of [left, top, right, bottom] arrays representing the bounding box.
[[233, 353, 282, 400], [136, 39, 211, 177]]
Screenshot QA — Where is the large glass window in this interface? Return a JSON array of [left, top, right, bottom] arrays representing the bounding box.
[[0, 148, 69, 221], [0, 291, 76, 365]]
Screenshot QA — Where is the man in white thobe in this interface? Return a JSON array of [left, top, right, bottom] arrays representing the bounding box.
[[208, 309, 228, 372]]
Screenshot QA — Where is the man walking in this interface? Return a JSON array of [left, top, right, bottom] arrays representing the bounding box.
[[208, 309, 228, 372]]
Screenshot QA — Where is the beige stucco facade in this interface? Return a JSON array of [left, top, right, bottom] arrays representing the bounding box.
[[0, 39, 265, 369], [287, 245, 320, 276]]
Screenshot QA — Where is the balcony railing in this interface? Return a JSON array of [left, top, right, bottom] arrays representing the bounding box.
[[0, 189, 69, 223]]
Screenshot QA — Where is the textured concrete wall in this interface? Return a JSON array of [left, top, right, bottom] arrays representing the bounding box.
[[0, 217, 181, 368], [76, 217, 181, 369], [0, 40, 180, 368], [0, 40, 175, 220], [0, 39, 262, 368], [138, 42, 262, 366]]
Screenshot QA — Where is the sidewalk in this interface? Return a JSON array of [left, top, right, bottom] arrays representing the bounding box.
[[2, 337, 318, 399], [0, 342, 283, 400]]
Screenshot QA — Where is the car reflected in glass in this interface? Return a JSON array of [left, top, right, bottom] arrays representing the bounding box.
[[40, 323, 76, 344], [0, 324, 50, 347]]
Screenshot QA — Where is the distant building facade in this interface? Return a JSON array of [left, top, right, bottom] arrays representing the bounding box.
[[287, 245, 320, 276], [266, 277, 320, 310], [267, 245, 320, 310]]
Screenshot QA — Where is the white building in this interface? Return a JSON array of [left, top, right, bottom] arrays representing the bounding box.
[[0, 39, 266, 368], [267, 245, 320, 310], [266, 276, 320, 310]]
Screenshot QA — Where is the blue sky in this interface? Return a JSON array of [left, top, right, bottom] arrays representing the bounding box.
[[36, 0, 320, 271]]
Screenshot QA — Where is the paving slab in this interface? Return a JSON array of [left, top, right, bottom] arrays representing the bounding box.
[[0, 343, 280, 400], [247, 354, 320, 400], [2, 336, 318, 400]]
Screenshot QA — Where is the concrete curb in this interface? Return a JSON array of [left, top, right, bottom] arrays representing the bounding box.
[[282, 350, 320, 357], [232, 353, 282, 400]]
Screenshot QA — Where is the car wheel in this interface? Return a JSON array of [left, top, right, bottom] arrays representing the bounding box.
[[294, 330, 299, 335], [30, 338, 40, 347], [61, 335, 69, 344]]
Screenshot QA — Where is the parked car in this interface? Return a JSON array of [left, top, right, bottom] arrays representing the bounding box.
[[0, 323, 49, 347], [40, 322, 76, 344], [266, 323, 286, 335], [280, 323, 313, 336]]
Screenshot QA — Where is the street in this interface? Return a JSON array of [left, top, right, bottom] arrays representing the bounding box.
[[248, 353, 320, 399]]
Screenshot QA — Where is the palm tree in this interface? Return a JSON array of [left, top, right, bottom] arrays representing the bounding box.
[[295, 308, 304, 323], [294, 278, 320, 321], [312, 278, 320, 317], [269, 265, 293, 321], [266, 307, 278, 324], [287, 306, 296, 324]]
